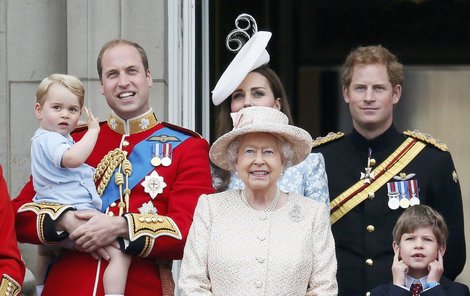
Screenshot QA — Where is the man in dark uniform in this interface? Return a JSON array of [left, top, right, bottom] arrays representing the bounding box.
[[312, 45, 466, 296]]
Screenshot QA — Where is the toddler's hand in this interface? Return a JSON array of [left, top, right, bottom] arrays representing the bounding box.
[[84, 107, 100, 132]]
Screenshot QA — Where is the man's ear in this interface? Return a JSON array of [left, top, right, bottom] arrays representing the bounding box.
[[392, 84, 402, 104], [343, 86, 350, 103]]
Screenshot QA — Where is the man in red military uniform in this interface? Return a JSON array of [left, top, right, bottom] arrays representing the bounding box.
[[0, 165, 25, 296], [13, 39, 214, 296]]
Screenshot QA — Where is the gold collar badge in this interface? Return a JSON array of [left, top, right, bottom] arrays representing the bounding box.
[[107, 109, 159, 134]]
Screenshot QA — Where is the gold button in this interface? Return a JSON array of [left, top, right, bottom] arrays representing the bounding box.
[[366, 258, 374, 266], [122, 140, 130, 147], [366, 292, 371, 296], [366, 225, 375, 233], [368, 192, 375, 200], [369, 159, 376, 166]]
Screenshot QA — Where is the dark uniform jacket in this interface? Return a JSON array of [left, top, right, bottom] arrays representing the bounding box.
[[313, 125, 466, 296], [371, 277, 470, 296]]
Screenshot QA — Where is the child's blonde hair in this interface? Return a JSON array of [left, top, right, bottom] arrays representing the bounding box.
[[36, 74, 85, 107], [393, 204, 448, 246]]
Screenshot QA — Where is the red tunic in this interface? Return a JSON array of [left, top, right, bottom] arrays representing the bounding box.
[[13, 112, 214, 296], [0, 165, 25, 296]]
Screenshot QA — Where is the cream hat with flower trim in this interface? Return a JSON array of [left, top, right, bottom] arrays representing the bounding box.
[[210, 106, 312, 171], [211, 14, 272, 106]]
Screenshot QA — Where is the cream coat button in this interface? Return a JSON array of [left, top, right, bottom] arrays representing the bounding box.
[[366, 225, 375, 233], [366, 258, 374, 266]]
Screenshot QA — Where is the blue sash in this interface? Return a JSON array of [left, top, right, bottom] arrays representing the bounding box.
[[100, 127, 190, 211]]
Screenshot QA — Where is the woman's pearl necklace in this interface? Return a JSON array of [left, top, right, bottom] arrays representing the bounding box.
[[241, 187, 281, 212]]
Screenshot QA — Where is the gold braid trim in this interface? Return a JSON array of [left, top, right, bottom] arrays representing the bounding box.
[[403, 129, 448, 151], [124, 214, 182, 243], [139, 236, 155, 258], [94, 148, 126, 196], [17, 202, 74, 221], [94, 147, 133, 214], [0, 274, 21, 296], [312, 132, 344, 147]]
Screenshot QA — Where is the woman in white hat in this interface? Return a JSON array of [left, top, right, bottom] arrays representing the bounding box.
[[178, 106, 337, 295], [211, 14, 329, 208]]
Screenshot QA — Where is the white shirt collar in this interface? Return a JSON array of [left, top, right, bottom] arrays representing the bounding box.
[[405, 275, 427, 290]]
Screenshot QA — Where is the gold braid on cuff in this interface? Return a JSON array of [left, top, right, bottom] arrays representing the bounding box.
[[0, 274, 21, 296]]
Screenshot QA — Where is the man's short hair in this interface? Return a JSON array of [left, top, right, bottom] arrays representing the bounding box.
[[97, 39, 149, 80], [342, 45, 404, 88]]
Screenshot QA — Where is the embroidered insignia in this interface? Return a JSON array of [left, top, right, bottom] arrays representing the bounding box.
[[289, 204, 303, 222], [148, 135, 180, 143], [403, 130, 448, 151], [312, 132, 344, 147], [452, 170, 459, 183], [141, 171, 167, 199], [139, 118, 150, 129], [393, 172, 416, 180], [138, 201, 158, 214], [109, 118, 118, 130]]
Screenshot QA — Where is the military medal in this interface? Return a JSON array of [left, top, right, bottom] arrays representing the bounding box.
[[388, 197, 400, 210], [138, 201, 158, 214], [399, 197, 410, 208], [387, 182, 400, 210], [409, 179, 420, 206], [141, 171, 167, 199], [398, 179, 410, 208], [151, 144, 161, 167], [161, 143, 173, 167], [360, 148, 376, 184]]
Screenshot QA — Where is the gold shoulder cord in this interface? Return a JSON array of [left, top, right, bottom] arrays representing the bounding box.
[[94, 147, 133, 215]]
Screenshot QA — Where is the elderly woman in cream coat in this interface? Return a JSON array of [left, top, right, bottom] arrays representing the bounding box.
[[178, 106, 337, 296]]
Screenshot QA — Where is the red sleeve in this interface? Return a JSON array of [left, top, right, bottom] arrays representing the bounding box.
[[124, 137, 215, 259], [153, 137, 215, 259], [0, 166, 26, 287], [11, 176, 41, 244]]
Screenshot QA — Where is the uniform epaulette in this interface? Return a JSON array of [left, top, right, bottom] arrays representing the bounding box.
[[312, 132, 344, 147], [162, 122, 203, 138], [403, 130, 448, 151]]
